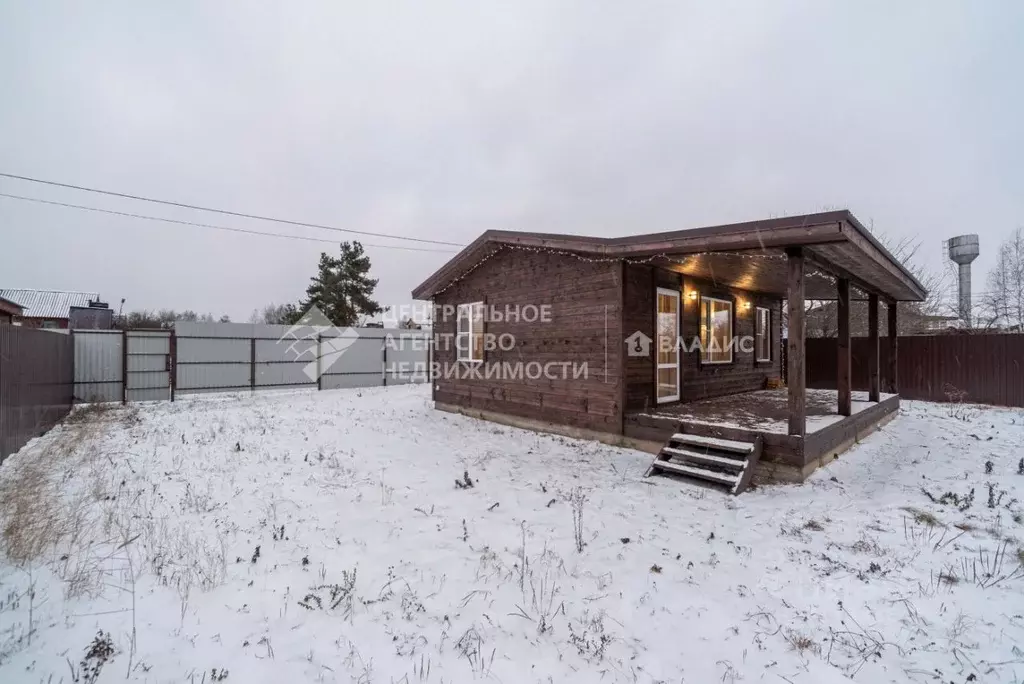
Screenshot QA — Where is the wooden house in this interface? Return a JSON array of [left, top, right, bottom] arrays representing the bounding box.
[[412, 211, 927, 490]]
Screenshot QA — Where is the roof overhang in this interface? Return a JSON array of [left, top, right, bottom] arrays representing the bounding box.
[[0, 296, 24, 317], [412, 210, 927, 302]]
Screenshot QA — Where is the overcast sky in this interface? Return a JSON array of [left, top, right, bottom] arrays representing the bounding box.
[[1, 1, 1021, 321]]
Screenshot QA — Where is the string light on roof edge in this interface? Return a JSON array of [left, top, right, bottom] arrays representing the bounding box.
[[431, 243, 817, 296]]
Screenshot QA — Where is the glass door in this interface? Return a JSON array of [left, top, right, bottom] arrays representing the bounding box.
[[656, 288, 680, 403]]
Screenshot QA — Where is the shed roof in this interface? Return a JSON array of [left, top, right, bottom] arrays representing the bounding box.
[[0, 288, 100, 319], [411, 210, 927, 302]]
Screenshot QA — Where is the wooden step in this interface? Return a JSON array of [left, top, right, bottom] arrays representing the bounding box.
[[661, 446, 747, 472], [669, 433, 754, 455], [649, 459, 739, 486]]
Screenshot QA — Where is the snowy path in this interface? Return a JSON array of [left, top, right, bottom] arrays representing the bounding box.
[[1, 386, 1023, 683]]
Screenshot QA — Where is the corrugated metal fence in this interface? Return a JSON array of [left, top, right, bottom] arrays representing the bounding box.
[[805, 333, 1024, 407], [72, 322, 430, 402], [0, 326, 74, 463], [173, 322, 428, 394], [74, 330, 122, 402]]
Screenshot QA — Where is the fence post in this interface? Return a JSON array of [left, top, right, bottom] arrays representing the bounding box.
[[169, 331, 177, 402], [121, 328, 128, 404], [382, 333, 388, 387], [69, 328, 76, 405], [317, 334, 322, 391], [250, 337, 256, 392]]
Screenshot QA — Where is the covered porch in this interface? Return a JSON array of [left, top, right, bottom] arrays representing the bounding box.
[[628, 212, 922, 436], [615, 211, 925, 482]]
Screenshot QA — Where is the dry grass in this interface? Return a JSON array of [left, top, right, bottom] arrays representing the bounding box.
[[0, 404, 129, 566], [2, 401, 230, 630], [900, 507, 940, 527], [785, 630, 820, 656]]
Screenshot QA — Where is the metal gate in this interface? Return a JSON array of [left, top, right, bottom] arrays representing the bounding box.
[[125, 330, 172, 402], [73, 330, 124, 403]]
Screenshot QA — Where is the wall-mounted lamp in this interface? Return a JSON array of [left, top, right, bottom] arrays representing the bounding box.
[[688, 290, 698, 301], [742, 301, 752, 311]]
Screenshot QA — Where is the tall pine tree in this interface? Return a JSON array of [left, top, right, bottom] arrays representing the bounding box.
[[295, 241, 384, 326]]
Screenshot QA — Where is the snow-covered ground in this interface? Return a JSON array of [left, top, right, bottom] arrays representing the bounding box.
[[1, 386, 1023, 683]]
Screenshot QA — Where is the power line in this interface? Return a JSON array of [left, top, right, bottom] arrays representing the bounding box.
[[0, 192, 459, 254], [0, 171, 465, 248]]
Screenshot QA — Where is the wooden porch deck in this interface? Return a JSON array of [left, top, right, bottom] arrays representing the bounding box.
[[624, 389, 900, 483]]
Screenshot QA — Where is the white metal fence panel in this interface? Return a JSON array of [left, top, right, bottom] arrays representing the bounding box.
[[71, 323, 430, 402], [176, 335, 251, 393], [252, 338, 313, 388], [178, 363, 251, 393], [174, 322, 261, 338], [255, 337, 315, 363], [323, 335, 382, 372], [320, 373, 383, 390], [178, 337, 249, 363], [127, 355, 166, 372], [386, 331, 431, 384], [386, 332, 431, 382], [73, 330, 122, 403]]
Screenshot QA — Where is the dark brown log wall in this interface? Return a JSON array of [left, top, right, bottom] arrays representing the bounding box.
[[681, 275, 784, 402], [623, 264, 656, 412], [623, 264, 783, 410], [433, 248, 623, 432]]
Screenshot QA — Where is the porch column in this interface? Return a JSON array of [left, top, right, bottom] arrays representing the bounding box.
[[786, 247, 806, 436], [837, 278, 852, 416], [868, 293, 880, 402], [887, 301, 898, 393]]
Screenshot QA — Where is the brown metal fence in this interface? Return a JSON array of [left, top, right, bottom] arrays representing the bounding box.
[[0, 326, 75, 463], [805, 333, 1024, 407]]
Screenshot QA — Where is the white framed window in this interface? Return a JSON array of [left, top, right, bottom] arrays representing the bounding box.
[[699, 296, 733, 364], [456, 302, 484, 363], [755, 306, 771, 362], [656, 288, 680, 403]]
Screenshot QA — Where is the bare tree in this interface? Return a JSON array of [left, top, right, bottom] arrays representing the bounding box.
[[250, 303, 298, 325], [116, 309, 219, 329], [979, 227, 1024, 331]]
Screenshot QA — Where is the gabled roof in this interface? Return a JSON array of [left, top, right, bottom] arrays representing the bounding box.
[[0, 288, 100, 319], [411, 210, 928, 302]]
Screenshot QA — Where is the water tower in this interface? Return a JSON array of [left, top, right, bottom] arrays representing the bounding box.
[[947, 234, 980, 327]]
